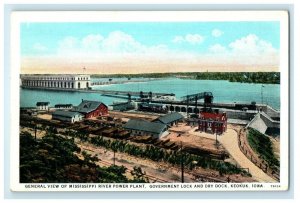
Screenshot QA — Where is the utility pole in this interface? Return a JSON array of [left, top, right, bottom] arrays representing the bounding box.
[[195, 96, 198, 114], [186, 96, 189, 118], [34, 124, 37, 141], [261, 85, 264, 104], [181, 141, 184, 183], [113, 149, 116, 166]]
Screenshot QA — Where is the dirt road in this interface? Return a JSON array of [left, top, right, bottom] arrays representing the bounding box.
[[189, 127, 276, 183]]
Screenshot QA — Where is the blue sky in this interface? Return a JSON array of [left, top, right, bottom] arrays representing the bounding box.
[[21, 22, 279, 55], [20, 22, 280, 74]]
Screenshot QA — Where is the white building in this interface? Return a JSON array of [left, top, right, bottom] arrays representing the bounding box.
[[21, 74, 91, 89], [52, 110, 83, 123], [36, 102, 50, 111]]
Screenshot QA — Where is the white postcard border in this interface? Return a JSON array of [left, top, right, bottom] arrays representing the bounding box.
[[10, 11, 289, 192]]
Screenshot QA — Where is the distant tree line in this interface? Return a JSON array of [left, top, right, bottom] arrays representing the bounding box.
[[194, 72, 280, 84], [91, 72, 280, 84]]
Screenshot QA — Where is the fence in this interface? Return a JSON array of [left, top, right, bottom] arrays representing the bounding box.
[[237, 129, 279, 181]]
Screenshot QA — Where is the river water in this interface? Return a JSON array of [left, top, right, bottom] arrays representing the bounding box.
[[20, 78, 280, 110]]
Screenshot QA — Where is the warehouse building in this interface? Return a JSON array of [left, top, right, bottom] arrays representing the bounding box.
[[72, 100, 108, 118], [124, 119, 168, 138], [52, 110, 83, 123], [153, 112, 184, 127]]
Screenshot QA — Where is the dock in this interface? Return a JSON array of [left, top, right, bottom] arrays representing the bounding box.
[[21, 86, 175, 97]]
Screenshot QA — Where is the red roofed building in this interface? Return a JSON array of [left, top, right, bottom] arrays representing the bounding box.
[[72, 100, 108, 118], [198, 111, 227, 134]]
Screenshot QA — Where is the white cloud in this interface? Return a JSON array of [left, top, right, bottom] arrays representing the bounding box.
[[51, 32, 278, 69], [209, 44, 227, 53], [172, 34, 204, 45], [102, 31, 144, 53], [56, 31, 169, 56], [32, 43, 47, 52], [185, 34, 204, 44], [172, 36, 184, 43], [206, 34, 279, 67], [228, 34, 277, 55], [81, 34, 104, 50], [58, 36, 78, 53], [211, 29, 223, 37]]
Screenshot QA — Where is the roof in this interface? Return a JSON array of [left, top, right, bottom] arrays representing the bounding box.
[[200, 112, 227, 121], [55, 104, 73, 108], [124, 119, 167, 134], [36, 102, 50, 106], [52, 110, 83, 118], [73, 100, 106, 113], [155, 112, 184, 124]]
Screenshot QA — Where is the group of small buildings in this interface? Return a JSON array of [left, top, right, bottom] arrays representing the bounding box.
[[34, 100, 108, 123], [34, 101, 227, 138], [123, 110, 227, 139]]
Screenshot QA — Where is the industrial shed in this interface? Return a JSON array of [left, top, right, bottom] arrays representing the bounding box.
[[124, 119, 168, 138], [154, 112, 184, 126], [52, 110, 83, 123]]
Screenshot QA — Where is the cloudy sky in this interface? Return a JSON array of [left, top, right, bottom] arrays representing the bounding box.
[[21, 22, 280, 74]]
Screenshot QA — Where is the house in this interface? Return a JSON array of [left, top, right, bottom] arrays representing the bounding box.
[[198, 112, 227, 134], [54, 104, 73, 109], [73, 100, 108, 118], [36, 102, 50, 111], [154, 112, 184, 127], [124, 119, 168, 138], [52, 110, 83, 123]]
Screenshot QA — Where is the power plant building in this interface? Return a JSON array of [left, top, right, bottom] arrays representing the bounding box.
[[21, 75, 91, 89]]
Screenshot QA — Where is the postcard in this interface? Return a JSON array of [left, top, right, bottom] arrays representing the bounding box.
[[10, 11, 289, 191]]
